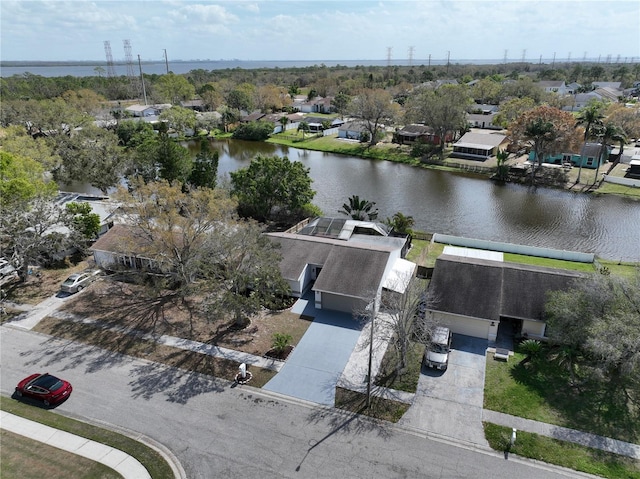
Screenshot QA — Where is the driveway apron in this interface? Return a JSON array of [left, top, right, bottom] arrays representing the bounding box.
[[399, 335, 489, 447], [263, 297, 361, 406]]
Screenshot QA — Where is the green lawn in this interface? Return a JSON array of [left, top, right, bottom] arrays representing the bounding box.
[[484, 423, 640, 479], [503, 253, 597, 272], [1, 429, 123, 479], [484, 347, 638, 442], [0, 397, 175, 479]]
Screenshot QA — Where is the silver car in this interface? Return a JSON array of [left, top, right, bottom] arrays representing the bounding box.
[[59, 270, 101, 294]]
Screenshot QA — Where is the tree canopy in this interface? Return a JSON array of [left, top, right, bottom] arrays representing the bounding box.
[[545, 270, 640, 407], [230, 154, 316, 223]]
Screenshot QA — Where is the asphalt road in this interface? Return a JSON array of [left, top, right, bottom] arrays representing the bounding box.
[[1, 327, 592, 479]]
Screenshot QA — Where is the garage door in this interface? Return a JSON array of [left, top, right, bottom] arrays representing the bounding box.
[[433, 311, 491, 339]]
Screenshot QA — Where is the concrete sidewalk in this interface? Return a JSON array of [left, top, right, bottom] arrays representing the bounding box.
[[1, 411, 152, 478], [483, 409, 640, 460]]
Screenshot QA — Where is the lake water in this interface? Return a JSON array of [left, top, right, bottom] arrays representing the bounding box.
[[65, 139, 640, 262]]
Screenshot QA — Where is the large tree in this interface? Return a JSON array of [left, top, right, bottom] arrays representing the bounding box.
[[50, 124, 128, 193], [154, 73, 196, 105], [546, 271, 640, 405], [113, 179, 289, 329], [405, 84, 473, 154], [159, 106, 197, 136], [348, 88, 400, 146], [507, 105, 581, 183], [188, 138, 219, 189], [230, 155, 316, 223], [131, 122, 192, 184]]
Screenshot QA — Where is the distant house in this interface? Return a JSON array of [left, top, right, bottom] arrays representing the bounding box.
[[529, 142, 610, 169], [294, 96, 334, 114], [125, 104, 161, 118], [180, 99, 205, 111], [538, 80, 572, 95], [394, 124, 452, 145], [425, 253, 584, 341], [239, 111, 266, 123], [466, 105, 500, 130], [452, 132, 508, 160], [338, 121, 369, 141]]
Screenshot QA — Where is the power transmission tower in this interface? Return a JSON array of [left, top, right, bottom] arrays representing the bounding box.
[[103, 40, 116, 78], [408, 46, 414, 67], [521, 49, 526, 63], [163, 49, 169, 74], [123, 39, 140, 99], [386, 47, 392, 67]]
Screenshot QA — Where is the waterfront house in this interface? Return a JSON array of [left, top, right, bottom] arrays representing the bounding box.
[[267, 217, 412, 314], [424, 253, 584, 342], [394, 124, 452, 145], [528, 142, 610, 169], [452, 132, 508, 160]]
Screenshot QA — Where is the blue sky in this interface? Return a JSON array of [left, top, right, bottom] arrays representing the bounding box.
[[1, 0, 638, 63]]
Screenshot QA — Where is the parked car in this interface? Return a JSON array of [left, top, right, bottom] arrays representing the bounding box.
[[423, 326, 452, 371], [15, 373, 73, 406], [59, 269, 101, 294]]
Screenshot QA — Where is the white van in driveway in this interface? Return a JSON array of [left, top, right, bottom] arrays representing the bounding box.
[[423, 326, 452, 370]]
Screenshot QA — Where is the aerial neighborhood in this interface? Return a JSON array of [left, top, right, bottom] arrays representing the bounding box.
[[2, 58, 640, 478]]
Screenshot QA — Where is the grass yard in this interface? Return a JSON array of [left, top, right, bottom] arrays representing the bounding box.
[[1, 429, 123, 479], [484, 347, 639, 444], [374, 340, 424, 393], [334, 387, 410, 423], [484, 423, 640, 479], [0, 396, 174, 479], [503, 253, 597, 272]]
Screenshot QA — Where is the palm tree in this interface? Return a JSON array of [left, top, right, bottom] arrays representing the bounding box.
[[575, 101, 605, 183], [576, 101, 605, 141], [518, 339, 543, 366], [279, 115, 289, 133], [385, 212, 415, 235], [298, 121, 309, 139], [339, 195, 379, 221], [524, 118, 554, 184], [594, 123, 627, 184]]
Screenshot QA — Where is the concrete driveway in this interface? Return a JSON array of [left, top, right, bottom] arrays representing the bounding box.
[[399, 334, 489, 446], [263, 298, 361, 406]]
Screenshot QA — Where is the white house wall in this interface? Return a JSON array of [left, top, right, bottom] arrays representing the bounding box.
[[430, 310, 493, 339], [522, 319, 546, 339]]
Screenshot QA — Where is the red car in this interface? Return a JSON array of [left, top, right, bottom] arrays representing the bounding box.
[[15, 373, 73, 406]]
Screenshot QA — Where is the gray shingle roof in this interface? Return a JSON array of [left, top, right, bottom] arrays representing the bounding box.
[[267, 232, 395, 300], [428, 255, 584, 321]]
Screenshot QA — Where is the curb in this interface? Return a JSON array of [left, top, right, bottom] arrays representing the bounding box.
[[59, 410, 188, 479]]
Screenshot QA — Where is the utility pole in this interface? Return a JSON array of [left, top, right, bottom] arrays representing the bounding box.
[[163, 49, 169, 74], [446, 50, 450, 75], [138, 54, 148, 105]]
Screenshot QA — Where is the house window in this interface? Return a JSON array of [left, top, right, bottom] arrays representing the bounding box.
[[586, 157, 595, 167]]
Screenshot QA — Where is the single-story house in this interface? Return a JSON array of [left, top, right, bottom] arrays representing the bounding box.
[[452, 132, 508, 160], [294, 96, 334, 114], [338, 121, 369, 141], [90, 224, 161, 271], [125, 104, 161, 118], [537, 80, 574, 95], [180, 99, 205, 111], [424, 253, 584, 341], [529, 142, 610, 169], [267, 217, 413, 314], [394, 124, 453, 145], [239, 112, 266, 123]]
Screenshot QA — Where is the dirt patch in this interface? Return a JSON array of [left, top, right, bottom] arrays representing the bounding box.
[[58, 277, 312, 357]]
